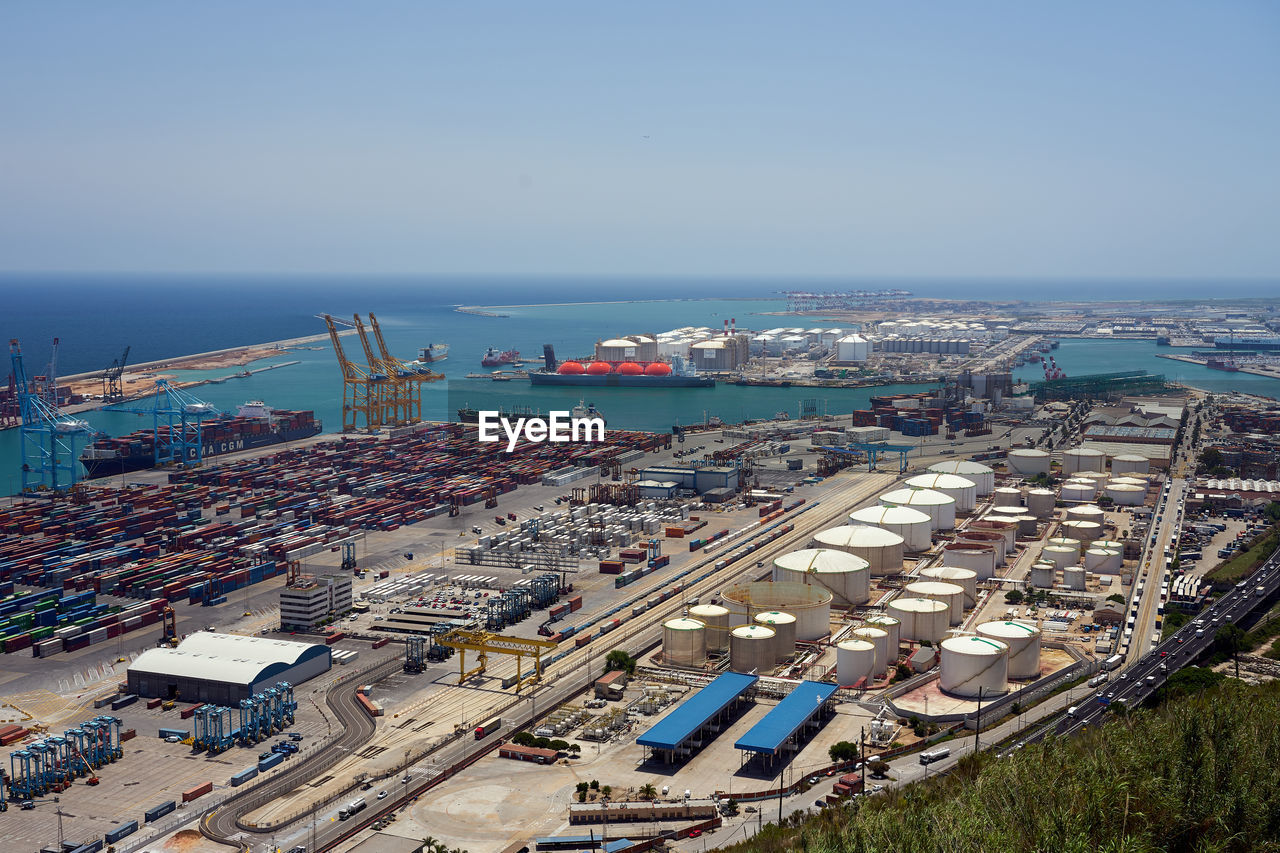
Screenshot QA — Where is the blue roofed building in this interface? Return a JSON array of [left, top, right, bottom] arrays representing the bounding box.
[[636, 671, 758, 762], [734, 680, 838, 764]]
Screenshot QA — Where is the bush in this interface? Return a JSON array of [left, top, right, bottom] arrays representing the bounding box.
[[828, 741, 859, 763], [1004, 590, 1024, 605]]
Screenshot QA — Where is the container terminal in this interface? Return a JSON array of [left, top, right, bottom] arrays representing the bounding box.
[[4, 350, 1280, 853]]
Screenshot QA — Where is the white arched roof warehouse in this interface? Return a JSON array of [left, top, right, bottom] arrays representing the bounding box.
[[127, 632, 332, 705]]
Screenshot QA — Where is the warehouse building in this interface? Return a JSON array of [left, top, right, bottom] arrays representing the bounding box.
[[126, 632, 331, 705], [280, 573, 353, 630]]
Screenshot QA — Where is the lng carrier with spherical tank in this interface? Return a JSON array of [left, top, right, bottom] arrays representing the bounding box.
[[529, 345, 714, 388]]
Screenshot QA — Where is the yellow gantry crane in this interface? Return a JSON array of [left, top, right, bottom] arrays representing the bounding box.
[[351, 314, 394, 425], [437, 630, 559, 692], [368, 312, 445, 424], [323, 313, 381, 432]]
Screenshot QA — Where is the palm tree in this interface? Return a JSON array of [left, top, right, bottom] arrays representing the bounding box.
[[638, 783, 657, 801]]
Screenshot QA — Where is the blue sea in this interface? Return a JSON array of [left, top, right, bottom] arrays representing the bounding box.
[[2, 274, 1277, 490]]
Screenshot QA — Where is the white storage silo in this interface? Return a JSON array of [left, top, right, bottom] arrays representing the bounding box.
[[848, 505, 933, 552], [921, 566, 978, 608], [1013, 515, 1039, 538], [722, 581, 832, 641], [850, 627, 890, 676], [879, 488, 957, 531], [887, 597, 950, 643], [772, 548, 871, 605], [1063, 447, 1106, 475], [1085, 545, 1123, 573], [976, 621, 1041, 679], [1062, 520, 1102, 542], [730, 625, 776, 674], [1110, 454, 1150, 475], [989, 507, 1027, 531], [1029, 563, 1056, 588], [992, 486, 1023, 508], [1062, 566, 1087, 590], [1060, 482, 1095, 503], [1105, 484, 1145, 506], [905, 473, 978, 512], [663, 618, 707, 667], [1066, 504, 1106, 524], [1041, 545, 1077, 569], [689, 604, 730, 653], [940, 636, 1009, 698], [1110, 476, 1148, 487], [1047, 536, 1081, 558], [836, 639, 877, 686], [907, 580, 966, 624], [1007, 449, 1051, 476], [942, 543, 998, 579], [1025, 488, 1056, 519], [812, 525, 904, 575], [865, 615, 901, 656], [754, 611, 797, 662], [927, 460, 995, 495], [962, 529, 1011, 562]]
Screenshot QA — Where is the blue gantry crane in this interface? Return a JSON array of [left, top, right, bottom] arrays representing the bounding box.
[[9, 338, 93, 492], [105, 379, 219, 470]]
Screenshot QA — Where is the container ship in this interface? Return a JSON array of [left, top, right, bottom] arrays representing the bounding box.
[[80, 401, 322, 479], [418, 343, 449, 363], [1214, 336, 1280, 351], [529, 354, 713, 388], [481, 347, 520, 367]]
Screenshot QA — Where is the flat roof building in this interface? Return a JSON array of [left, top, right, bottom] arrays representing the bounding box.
[[280, 573, 353, 630]]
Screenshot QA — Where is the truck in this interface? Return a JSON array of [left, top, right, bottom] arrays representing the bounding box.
[[1102, 654, 1124, 671], [1258, 586, 1267, 597], [474, 716, 503, 740], [338, 797, 367, 820], [919, 747, 951, 765]]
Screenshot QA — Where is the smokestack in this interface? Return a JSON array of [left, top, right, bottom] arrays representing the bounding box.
[[723, 320, 729, 337], [731, 317, 736, 335]]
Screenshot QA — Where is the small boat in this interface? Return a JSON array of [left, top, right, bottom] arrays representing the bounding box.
[[571, 400, 606, 426]]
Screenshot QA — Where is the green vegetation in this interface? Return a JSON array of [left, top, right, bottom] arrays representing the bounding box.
[[509, 731, 572, 752], [1160, 608, 1189, 640], [1152, 666, 1225, 702], [1105, 593, 1125, 604], [1004, 590, 1024, 605], [1207, 527, 1280, 585], [1025, 471, 1058, 488], [892, 664, 912, 683], [828, 741, 859, 763], [603, 649, 636, 675], [722, 680, 1280, 853]]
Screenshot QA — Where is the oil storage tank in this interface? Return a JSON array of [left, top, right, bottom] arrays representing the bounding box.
[[865, 615, 901, 655], [906, 581, 966, 625], [1046, 536, 1081, 559], [1063, 447, 1106, 475], [905, 473, 978, 512], [1063, 566, 1087, 590], [836, 639, 877, 686], [939, 636, 1009, 698], [1062, 520, 1102, 542], [887, 597, 949, 643], [976, 621, 1041, 679], [772, 548, 871, 605], [1066, 504, 1106, 524], [688, 604, 730, 653], [812, 526, 904, 576], [879, 488, 957, 530], [729, 625, 776, 674], [921, 566, 978, 608], [1105, 483, 1145, 506], [1041, 545, 1077, 569], [942, 543, 998, 579], [1030, 563, 1056, 588], [927, 460, 995, 495], [1025, 488, 1056, 519], [850, 626, 890, 675], [1061, 481, 1096, 502], [722, 581, 832, 641], [754, 611, 797, 662], [662, 618, 707, 667], [1084, 547, 1123, 573], [1007, 449, 1051, 476], [992, 486, 1023, 508], [1110, 453, 1150, 475], [847, 506, 932, 552]]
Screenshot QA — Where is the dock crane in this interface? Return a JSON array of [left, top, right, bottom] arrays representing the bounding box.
[[369, 312, 444, 424], [32, 337, 60, 407], [351, 314, 393, 426], [104, 380, 218, 470], [101, 346, 131, 403], [9, 339, 93, 492], [436, 629, 558, 692], [322, 314, 380, 432]]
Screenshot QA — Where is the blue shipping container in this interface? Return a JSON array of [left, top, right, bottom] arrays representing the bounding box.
[[258, 751, 284, 771], [159, 728, 190, 740], [105, 819, 139, 843], [145, 800, 177, 822], [230, 766, 259, 786]]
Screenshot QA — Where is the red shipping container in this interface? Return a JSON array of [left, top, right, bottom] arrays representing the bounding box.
[[183, 781, 212, 802]]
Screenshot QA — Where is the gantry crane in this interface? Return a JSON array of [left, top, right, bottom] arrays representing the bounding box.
[[101, 346, 131, 403], [437, 629, 559, 692], [351, 315, 394, 426], [32, 337, 60, 407], [9, 339, 93, 492], [105, 380, 218, 470], [369, 312, 444, 424], [322, 314, 380, 432]]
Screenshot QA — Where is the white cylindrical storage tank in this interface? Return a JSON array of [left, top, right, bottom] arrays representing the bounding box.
[[939, 635, 1008, 697], [1066, 504, 1106, 524], [1047, 537, 1081, 559], [689, 604, 730, 653], [850, 627, 890, 676], [1060, 482, 1094, 503], [1013, 514, 1039, 538], [907, 580, 966, 624], [1110, 454, 1150, 475], [1025, 488, 1056, 519], [921, 566, 978, 608], [905, 473, 978, 512], [976, 621, 1041, 680], [772, 548, 871, 606], [879, 488, 957, 531], [961, 529, 1010, 563], [663, 617, 707, 667], [836, 639, 877, 686], [1062, 520, 1102, 542], [865, 615, 901, 657], [1110, 476, 1148, 487], [887, 597, 949, 643], [812, 526, 904, 576], [927, 460, 995, 495], [1007, 449, 1051, 476], [1087, 545, 1124, 573], [848, 505, 932, 552], [1105, 484, 1145, 506], [1029, 563, 1056, 588], [722, 581, 832, 641], [1063, 447, 1106, 475], [729, 625, 776, 674], [992, 486, 1023, 508], [1062, 566, 1087, 591], [754, 611, 797, 662], [1041, 545, 1076, 569], [942, 543, 998, 580], [1096, 539, 1125, 556]]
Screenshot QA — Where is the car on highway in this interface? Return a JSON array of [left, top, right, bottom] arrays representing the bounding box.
[[377, 790, 388, 800], [688, 829, 703, 838]]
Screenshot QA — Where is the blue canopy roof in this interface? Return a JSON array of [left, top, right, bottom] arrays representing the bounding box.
[[734, 680, 837, 755], [637, 671, 758, 751]]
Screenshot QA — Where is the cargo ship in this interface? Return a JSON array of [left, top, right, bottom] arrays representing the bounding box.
[[418, 343, 449, 363], [80, 401, 322, 479], [529, 354, 714, 388], [481, 347, 520, 367], [1214, 335, 1280, 351], [456, 404, 543, 423]]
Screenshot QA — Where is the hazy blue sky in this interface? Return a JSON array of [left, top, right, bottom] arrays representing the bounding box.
[[2, 2, 1277, 278]]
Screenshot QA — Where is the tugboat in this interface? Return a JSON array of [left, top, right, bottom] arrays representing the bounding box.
[[571, 400, 606, 426]]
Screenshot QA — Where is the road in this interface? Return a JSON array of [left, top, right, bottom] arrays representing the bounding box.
[[1126, 477, 1185, 661]]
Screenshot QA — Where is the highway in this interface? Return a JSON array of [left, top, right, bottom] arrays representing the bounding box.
[[1126, 477, 1185, 661]]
